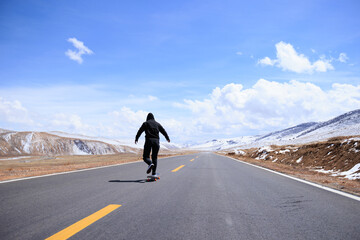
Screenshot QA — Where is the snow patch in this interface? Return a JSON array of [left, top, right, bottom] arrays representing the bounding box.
[[3, 133, 14, 142], [22, 132, 34, 153], [259, 146, 273, 152], [0, 156, 31, 161], [314, 168, 339, 175], [14, 148, 21, 154], [279, 149, 290, 154], [339, 163, 360, 180], [234, 149, 246, 155], [72, 143, 90, 155], [350, 148, 359, 153], [313, 164, 360, 180]]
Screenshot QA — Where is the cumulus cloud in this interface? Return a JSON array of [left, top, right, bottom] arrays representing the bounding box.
[[178, 79, 360, 135], [258, 42, 334, 73], [109, 107, 148, 137], [0, 97, 33, 125], [258, 57, 276, 66], [148, 95, 158, 101], [338, 53, 349, 63], [108, 107, 182, 141], [111, 107, 148, 124], [51, 113, 93, 134], [65, 38, 93, 64]]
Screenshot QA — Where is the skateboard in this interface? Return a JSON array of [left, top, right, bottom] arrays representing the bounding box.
[[146, 175, 160, 182]]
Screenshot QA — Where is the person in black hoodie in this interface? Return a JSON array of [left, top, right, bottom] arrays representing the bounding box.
[[135, 113, 170, 176]]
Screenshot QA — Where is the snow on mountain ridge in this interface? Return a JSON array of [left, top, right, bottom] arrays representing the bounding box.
[[192, 109, 360, 151], [256, 122, 317, 142], [0, 131, 138, 156], [48, 131, 181, 150], [297, 109, 360, 138], [1, 109, 359, 153], [0, 129, 182, 156]]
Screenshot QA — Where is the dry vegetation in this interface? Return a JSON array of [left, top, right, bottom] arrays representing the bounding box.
[[0, 150, 194, 181], [221, 136, 360, 196]]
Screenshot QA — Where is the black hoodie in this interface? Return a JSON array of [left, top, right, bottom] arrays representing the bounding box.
[[135, 113, 170, 142]]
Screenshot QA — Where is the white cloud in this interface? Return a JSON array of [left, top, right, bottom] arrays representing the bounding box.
[[148, 95, 158, 101], [312, 59, 334, 72], [0, 85, 178, 141], [338, 53, 349, 63], [0, 97, 33, 125], [46, 107, 175, 141], [109, 107, 148, 137], [108, 107, 182, 141], [51, 113, 93, 134], [258, 57, 276, 66], [65, 38, 93, 64], [178, 79, 360, 136], [110, 107, 148, 125], [2, 80, 359, 143], [258, 42, 334, 73], [236, 52, 243, 55]]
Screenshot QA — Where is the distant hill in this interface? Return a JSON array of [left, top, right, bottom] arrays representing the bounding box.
[[0, 130, 181, 156], [0, 131, 134, 156], [191, 109, 360, 151], [1, 109, 359, 154]]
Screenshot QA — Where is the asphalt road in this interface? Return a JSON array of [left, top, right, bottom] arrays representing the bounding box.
[[0, 152, 359, 240]]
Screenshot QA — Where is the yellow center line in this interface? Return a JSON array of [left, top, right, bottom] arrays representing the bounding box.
[[172, 165, 185, 172], [190, 159, 194, 162], [46, 204, 121, 240]]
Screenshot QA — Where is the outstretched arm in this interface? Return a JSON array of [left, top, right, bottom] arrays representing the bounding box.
[[135, 123, 146, 144], [159, 124, 170, 142]]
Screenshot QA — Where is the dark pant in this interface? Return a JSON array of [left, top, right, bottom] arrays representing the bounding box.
[[143, 138, 160, 175]]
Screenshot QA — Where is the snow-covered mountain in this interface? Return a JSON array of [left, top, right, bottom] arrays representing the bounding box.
[[47, 131, 183, 150], [256, 109, 360, 142], [1, 109, 359, 154], [191, 109, 360, 151], [0, 130, 181, 156], [189, 136, 258, 151], [0, 130, 135, 156]]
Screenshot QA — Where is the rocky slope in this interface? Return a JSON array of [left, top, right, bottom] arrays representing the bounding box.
[[0, 130, 137, 156]]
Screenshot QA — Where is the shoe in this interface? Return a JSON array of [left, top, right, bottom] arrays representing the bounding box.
[[152, 173, 159, 177], [147, 164, 154, 174]]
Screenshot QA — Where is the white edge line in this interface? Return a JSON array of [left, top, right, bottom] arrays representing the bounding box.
[[0, 154, 181, 184], [224, 155, 360, 202]]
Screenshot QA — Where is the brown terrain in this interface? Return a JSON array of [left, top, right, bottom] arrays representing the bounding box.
[[221, 136, 360, 196], [0, 150, 193, 181], [0, 129, 195, 181], [0, 131, 134, 156]]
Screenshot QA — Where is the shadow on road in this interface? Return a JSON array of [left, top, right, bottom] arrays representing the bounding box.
[[109, 179, 147, 183]]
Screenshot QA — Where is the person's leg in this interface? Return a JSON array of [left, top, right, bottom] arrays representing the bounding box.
[[143, 139, 152, 166], [151, 139, 160, 175]]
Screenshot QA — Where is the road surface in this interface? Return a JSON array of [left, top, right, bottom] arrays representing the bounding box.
[[0, 152, 359, 239]]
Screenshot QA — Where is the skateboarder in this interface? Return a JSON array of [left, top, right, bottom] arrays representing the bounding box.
[[135, 113, 170, 176]]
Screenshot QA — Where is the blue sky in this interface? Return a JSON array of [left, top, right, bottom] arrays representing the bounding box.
[[0, 0, 359, 143]]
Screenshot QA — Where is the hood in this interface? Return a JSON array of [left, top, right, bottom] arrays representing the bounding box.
[[146, 113, 155, 121]]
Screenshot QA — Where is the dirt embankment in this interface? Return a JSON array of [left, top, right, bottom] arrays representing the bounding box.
[[222, 136, 360, 196]]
